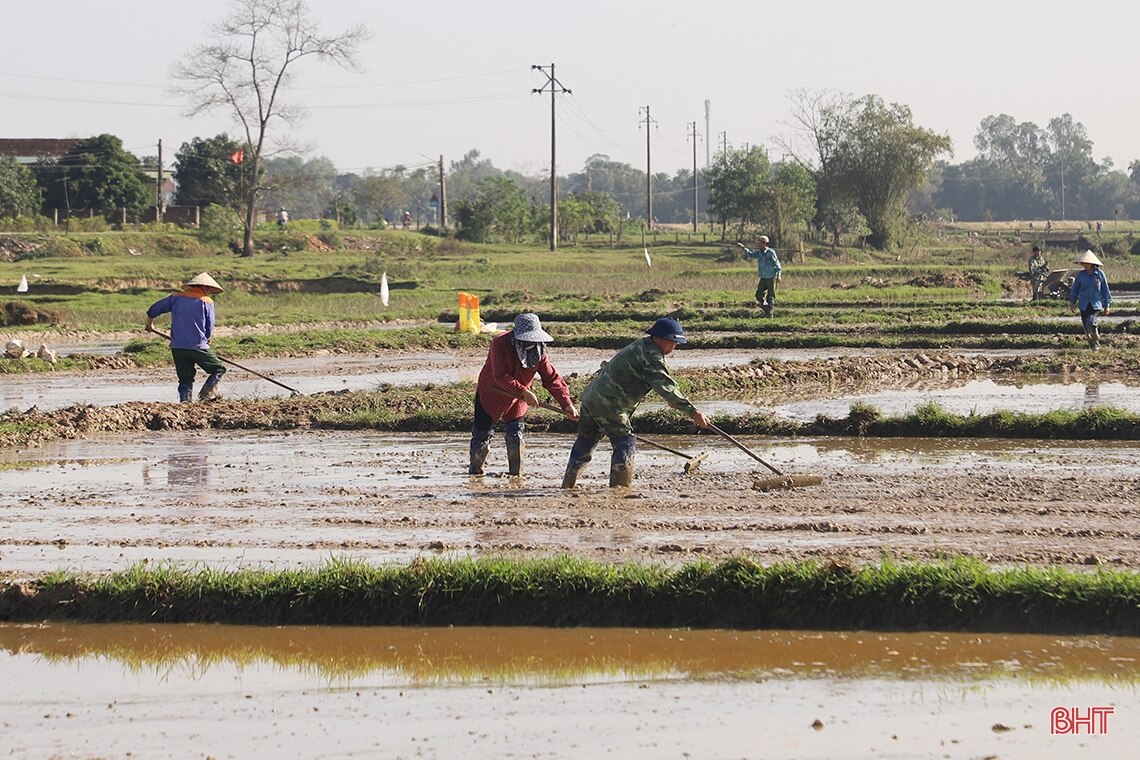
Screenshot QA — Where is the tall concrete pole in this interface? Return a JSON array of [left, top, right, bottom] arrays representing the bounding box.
[[689, 121, 699, 232], [532, 64, 570, 251], [641, 106, 654, 229]]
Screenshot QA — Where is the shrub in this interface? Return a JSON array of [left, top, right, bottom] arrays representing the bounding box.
[[197, 205, 243, 252]]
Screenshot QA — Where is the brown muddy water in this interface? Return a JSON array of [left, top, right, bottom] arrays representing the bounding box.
[[3, 429, 1140, 576], [0, 623, 1134, 759], [1, 347, 1020, 411]]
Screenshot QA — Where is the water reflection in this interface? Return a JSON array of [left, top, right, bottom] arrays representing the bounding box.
[[771, 378, 1140, 421], [167, 452, 210, 491], [2, 624, 1137, 687]]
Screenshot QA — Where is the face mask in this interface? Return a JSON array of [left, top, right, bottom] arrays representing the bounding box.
[[514, 339, 544, 368]]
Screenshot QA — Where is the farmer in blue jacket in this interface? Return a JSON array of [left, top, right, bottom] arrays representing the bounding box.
[[1069, 250, 1111, 350], [737, 236, 782, 317], [146, 272, 227, 402]]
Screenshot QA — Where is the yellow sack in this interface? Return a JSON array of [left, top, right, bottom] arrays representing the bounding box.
[[457, 292, 482, 334]]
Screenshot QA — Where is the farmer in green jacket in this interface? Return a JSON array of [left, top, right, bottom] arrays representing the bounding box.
[[561, 317, 710, 489]]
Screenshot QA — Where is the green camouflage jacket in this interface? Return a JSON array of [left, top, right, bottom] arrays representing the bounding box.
[[580, 337, 698, 423]]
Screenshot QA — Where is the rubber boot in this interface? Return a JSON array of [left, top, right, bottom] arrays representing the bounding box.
[[1088, 326, 1100, 351], [469, 442, 490, 475], [506, 439, 524, 476], [198, 372, 223, 401], [561, 462, 585, 489], [609, 435, 636, 488], [505, 420, 525, 476], [561, 435, 597, 489], [178, 383, 193, 403], [608, 462, 633, 488], [468, 427, 493, 475]]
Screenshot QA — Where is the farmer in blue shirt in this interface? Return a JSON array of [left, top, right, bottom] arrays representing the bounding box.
[[737, 236, 782, 317], [1069, 250, 1111, 350], [146, 272, 227, 402]]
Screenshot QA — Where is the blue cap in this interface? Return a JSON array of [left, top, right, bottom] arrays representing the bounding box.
[[646, 317, 686, 344]]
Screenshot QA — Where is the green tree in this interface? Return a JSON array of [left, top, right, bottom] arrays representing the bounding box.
[[36, 134, 150, 219], [571, 190, 621, 233], [455, 176, 532, 242], [353, 170, 409, 226], [1043, 114, 1096, 220], [828, 95, 952, 248], [172, 134, 246, 208], [564, 155, 646, 220], [0, 157, 42, 219], [706, 146, 771, 238], [171, 0, 370, 255], [769, 161, 816, 245]]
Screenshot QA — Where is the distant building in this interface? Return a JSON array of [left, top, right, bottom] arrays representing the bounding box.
[[0, 138, 82, 164]]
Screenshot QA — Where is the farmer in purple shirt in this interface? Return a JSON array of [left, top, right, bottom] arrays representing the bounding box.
[[146, 272, 227, 402]]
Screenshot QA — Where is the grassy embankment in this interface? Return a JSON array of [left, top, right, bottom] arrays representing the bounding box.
[[1, 556, 1137, 635], [4, 388, 1140, 450]]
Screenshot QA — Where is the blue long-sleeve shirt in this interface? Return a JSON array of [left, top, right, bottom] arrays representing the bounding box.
[[1069, 268, 1111, 312], [147, 290, 216, 349], [742, 245, 782, 279]]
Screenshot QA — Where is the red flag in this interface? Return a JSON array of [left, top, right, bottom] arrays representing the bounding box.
[[230, 148, 244, 164]]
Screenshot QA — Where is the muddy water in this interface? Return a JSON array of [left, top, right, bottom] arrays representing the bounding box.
[[3, 429, 1140, 577], [0, 623, 1134, 759], [769, 377, 1140, 421], [1, 346, 1019, 411]]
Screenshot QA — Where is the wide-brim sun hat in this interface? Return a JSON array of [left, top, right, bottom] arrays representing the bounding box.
[[1074, 250, 1103, 267], [184, 272, 224, 293], [758, 235, 770, 243], [513, 313, 554, 343], [646, 317, 687, 344]]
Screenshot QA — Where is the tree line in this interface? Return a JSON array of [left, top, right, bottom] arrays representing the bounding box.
[[2, 104, 1139, 251]]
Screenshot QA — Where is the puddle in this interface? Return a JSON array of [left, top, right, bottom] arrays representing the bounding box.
[[0, 623, 1134, 758]]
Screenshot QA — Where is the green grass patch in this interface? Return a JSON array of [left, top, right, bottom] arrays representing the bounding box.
[[3, 556, 1137, 634]]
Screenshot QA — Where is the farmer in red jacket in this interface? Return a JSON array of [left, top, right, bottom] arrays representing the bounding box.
[[469, 313, 578, 476]]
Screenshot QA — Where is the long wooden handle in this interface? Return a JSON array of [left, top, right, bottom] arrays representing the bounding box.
[[147, 328, 304, 396], [707, 422, 784, 476]]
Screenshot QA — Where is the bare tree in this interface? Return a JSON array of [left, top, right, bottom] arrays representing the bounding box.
[[171, 0, 370, 255]]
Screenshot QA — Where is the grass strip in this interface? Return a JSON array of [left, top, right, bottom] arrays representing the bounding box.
[[2, 556, 1137, 635]]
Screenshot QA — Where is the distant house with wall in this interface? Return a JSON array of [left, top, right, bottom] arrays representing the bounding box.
[[0, 138, 81, 164]]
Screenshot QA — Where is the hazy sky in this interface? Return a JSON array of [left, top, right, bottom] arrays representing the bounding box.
[[5, 0, 1138, 178]]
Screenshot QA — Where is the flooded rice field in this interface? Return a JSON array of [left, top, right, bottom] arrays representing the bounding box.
[[2, 428, 1138, 578], [0, 345, 1068, 415], [3, 345, 1139, 758], [1, 623, 1134, 759]]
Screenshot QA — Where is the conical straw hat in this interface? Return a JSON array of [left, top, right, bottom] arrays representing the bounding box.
[[1074, 250, 1103, 267], [184, 272, 223, 292]]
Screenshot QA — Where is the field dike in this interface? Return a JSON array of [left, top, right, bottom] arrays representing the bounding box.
[[2, 557, 1137, 634], [3, 351, 1140, 447]]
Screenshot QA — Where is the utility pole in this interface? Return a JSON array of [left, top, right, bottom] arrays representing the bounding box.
[[704, 100, 711, 169], [640, 106, 655, 229], [439, 155, 448, 231], [689, 121, 700, 232], [533, 63, 570, 251], [1060, 160, 1066, 221], [156, 139, 164, 224], [718, 131, 727, 155]]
